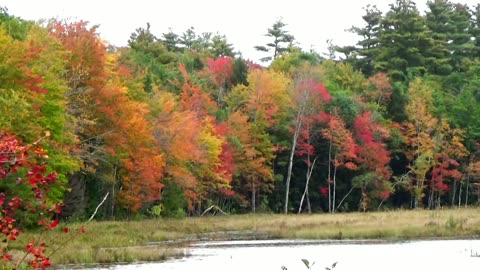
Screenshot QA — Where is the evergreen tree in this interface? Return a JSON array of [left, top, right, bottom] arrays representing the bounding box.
[[425, 0, 455, 75], [449, 3, 474, 72], [254, 18, 295, 62], [376, 0, 434, 82], [211, 33, 235, 57], [471, 4, 480, 58], [337, 5, 383, 77], [128, 23, 175, 65], [161, 28, 180, 52]]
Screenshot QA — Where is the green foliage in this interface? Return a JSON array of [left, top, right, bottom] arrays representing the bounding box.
[[128, 23, 175, 64], [270, 48, 322, 73], [147, 204, 164, 218], [161, 180, 187, 218], [0, 7, 32, 40], [337, 5, 382, 76], [231, 58, 248, 86], [255, 18, 295, 62]]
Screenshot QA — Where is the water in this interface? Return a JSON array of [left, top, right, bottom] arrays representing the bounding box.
[[86, 239, 480, 270]]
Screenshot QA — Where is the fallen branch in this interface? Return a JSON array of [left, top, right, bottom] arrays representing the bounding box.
[[48, 192, 109, 258], [88, 192, 109, 222], [201, 205, 227, 216]]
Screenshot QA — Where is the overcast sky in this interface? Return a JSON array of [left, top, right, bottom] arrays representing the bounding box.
[[3, 0, 479, 62]]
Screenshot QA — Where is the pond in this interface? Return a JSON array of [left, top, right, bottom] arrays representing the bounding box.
[[85, 239, 480, 270]]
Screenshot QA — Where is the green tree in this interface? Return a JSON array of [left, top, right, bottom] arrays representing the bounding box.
[[129, 23, 175, 65], [161, 28, 180, 52], [179, 26, 197, 49], [0, 7, 32, 40], [425, 0, 473, 77], [337, 5, 382, 76], [254, 18, 295, 62], [471, 4, 480, 58], [376, 0, 434, 82], [211, 33, 235, 57], [425, 0, 455, 75]]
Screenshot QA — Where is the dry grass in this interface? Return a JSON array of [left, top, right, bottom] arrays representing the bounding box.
[[9, 208, 480, 266]]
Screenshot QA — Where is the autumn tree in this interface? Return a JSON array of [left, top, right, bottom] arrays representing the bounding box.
[[285, 65, 331, 214], [428, 119, 468, 208], [0, 133, 63, 269], [0, 16, 81, 208], [226, 69, 291, 212], [154, 66, 232, 213], [466, 144, 480, 206], [321, 111, 358, 212], [91, 54, 165, 213], [403, 78, 467, 208], [206, 56, 234, 105], [352, 111, 391, 210], [155, 106, 203, 210], [404, 78, 437, 208]]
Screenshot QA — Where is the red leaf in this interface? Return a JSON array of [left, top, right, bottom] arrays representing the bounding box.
[[50, 219, 59, 228]]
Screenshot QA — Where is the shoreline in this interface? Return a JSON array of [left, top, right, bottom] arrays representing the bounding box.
[[10, 208, 480, 267]]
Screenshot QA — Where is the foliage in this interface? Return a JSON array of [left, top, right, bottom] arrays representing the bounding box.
[[2, 2, 480, 222], [255, 18, 295, 62], [0, 133, 62, 269]]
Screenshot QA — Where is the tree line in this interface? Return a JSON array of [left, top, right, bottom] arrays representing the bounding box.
[[1, 0, 480, 220]]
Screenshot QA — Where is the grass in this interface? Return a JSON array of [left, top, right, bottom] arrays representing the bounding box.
[[9, 207, 480, 267]]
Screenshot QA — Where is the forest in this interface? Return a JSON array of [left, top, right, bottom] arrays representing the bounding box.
[[2, 0, 480, 225]]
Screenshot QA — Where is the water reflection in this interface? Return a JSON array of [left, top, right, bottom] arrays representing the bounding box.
[[85, 239, 480, 270]]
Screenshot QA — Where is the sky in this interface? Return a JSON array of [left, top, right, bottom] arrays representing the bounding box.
[[3, 0, 479, 62]]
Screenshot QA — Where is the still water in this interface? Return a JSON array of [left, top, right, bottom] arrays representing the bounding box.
[[87, 239, 480, 270]]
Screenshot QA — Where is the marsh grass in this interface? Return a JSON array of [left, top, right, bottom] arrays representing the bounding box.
[[10, 208, 480, 266]]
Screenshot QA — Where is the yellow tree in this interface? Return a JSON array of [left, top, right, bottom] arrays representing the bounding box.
[[404, 78, 467, 208], [226, 69, 291, 212], [404, 78, 437, 208], [0, 24, 81, 205], [428, 119, 468, 208]]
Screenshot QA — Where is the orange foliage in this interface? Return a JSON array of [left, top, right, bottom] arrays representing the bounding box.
[[89, 55, 165, 212], [178, 64, 218, 118], [48, 20, 106, 89]]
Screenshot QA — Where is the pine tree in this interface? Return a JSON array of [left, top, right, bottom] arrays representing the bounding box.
[[337, 5, 383, 77], [376, 0, 435, 82], [254, 18, 295, 62]]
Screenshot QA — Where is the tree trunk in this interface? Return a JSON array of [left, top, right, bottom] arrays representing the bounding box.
[[465, 175, 470, 208], [60, 172, 86, 219], [458, 180, 463, 207], [284, 109, 303, 214], [298, 156, 318, 214], [111, 165, 117, 219], [337, 186, 354, 211], [451, 179, 457, 207], [428, 185, 434, 209], [252, 180, 256, 213], [411, 193, 415, 209], [332, 158, 338, 212], [306, 189, 311, 214], [436, 192, 441, 208], [327, 140, 332, 213]]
